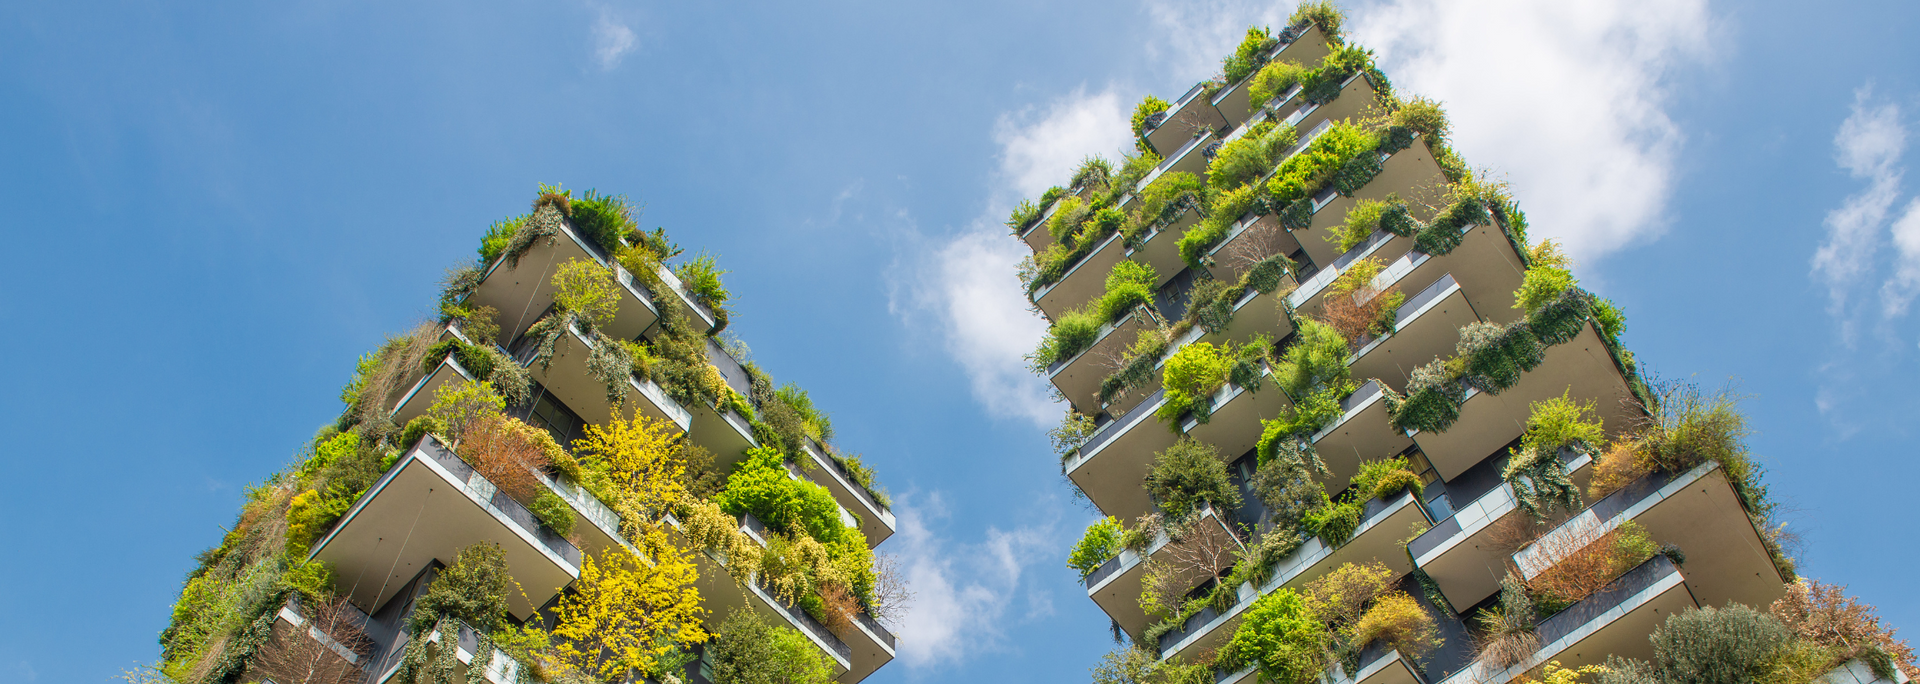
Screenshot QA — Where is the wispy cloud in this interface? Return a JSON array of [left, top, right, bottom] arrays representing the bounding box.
[[890, 492, 1057, 668], [889, 87, 1130, 427], [1347, 0, 1718, 262], [1809, 83, 1916, 433], [593, 11, 637, 70]]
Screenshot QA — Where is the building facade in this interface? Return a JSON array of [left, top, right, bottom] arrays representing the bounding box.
[[158, 188, 900, 684], [1027, 6, 1912, 684]]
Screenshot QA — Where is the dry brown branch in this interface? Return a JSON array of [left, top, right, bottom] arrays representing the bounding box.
[[250, 598, 372, 684], [1520, 522, 1657, 609], [819, 583, 859, 637], [459, 414, 556, 505], [1220, 215, 1295, 276], [1772, 579, 1918, 679], [351, 323, 440, 436], [870, 552, 915, 629]]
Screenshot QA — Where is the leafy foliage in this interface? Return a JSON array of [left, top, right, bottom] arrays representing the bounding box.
[[709, 610, 836, 684], [1069, 516, 1125, 576], [715, 446, 849, 546], [1132, 95, 1172, 153], [1652, 604, 1793, 684], [1145, 438, 1242, 522], [551, 546, 706, 683], [1222, 589, 1327, 684], [1351, 457, 1423, 501]]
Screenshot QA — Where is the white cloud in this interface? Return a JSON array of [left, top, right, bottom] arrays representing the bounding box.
[[1140, 0, 1292, 89], [1813, 86, 1905, 319], [889, 492, 1056, 668], [593, 12, 637, 70], [1880, 198, 1920, 316], [889, 88, 1130, 427], [1348, 0, 1715, 261]]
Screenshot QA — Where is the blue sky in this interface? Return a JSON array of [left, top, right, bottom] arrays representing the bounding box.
[[1, 1, 1917, 683]]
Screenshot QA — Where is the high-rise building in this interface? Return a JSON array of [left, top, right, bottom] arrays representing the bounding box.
[[1022, 7, 1912, 684], [156, 188, 900, 684]]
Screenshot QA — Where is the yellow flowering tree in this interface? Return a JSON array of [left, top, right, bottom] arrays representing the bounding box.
[[551, 545, 707, 682]]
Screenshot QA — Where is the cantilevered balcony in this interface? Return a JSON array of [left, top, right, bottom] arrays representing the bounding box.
[[392, 351, 478, 428], [1514, 461, 1787, 612], [801, 439, 897, 547], [678, 511, 896, 684], [688, 399, 759, 473], [1206, 212, 1306, 286], [1124, 197, 1208, 292], [1823, 659, 1915, 684], [652, 263, 720, 334], [311, 435, 582, 621], [1156, 491, 1432, 663], [1218, 23, 1336, 125], [1348, 272, 1482, 393], [1406, 448, 1594, 610], [1143, 82, 1231, 157], [517, 321, 692, 434], [1181, 367, 1296, 464], [1293, 141, 1448, 268], [1411, 322, 1636, 481], [1066, 388, 1180, 523], [1084, 504, 1243, 637], [1266, 72, 1378, 147], [464, 219, 661, 344], [1437, 555, 1694, 684], [1216, 641, 1430, 684], [1308, 380, 1415, 495], [1050, 306, 1161, 416]]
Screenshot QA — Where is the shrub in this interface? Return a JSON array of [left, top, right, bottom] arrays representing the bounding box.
[[410, 543, 513, 635], [1249, 60, 1310, 107], [1304, 561, 1394, 627], [1091, 647, 1214, 684], [1352, 592, 1439, 659], [1593, 297, 1627, 344], [1456, 320, 1545, 394], [1385, 360, 1463, 433], [1145, 438, 1241, 521], [568, 189, 639, 254], [1099, 260, 1158, 321], [1047, 196, 1089, 242], [1209, 121, 1300, 191], [1525, 521, 1658, 611], [1223, 27, 1277, 85], [1651, 604, 1792, 684], [1586, 442, 1653, 500], [709, 610, 836, 684], [1072, 157, 1114, 193], [1222, 589, 1326, 684], [1275, 318, 1351, 398], [528, 490, 575, 536], [399, 416, 443, 450], [1330, 197, 1397, 253], [1251, 437, 1328, 530], [1267, 122, 1377, 205], [714, 446, 848, 546], [478, 215, 525, 265], [460, 414, 562, 506], [673, 250, 730, 311], [1390, 96, 1450, 147], [1320, 256, 1404, 347], [1157, 342, 1234, 426], [1029, 308, 1102, 371], [1352, 457, 1423, 500], [1290, 1, 1344, 41], [1132, 95, 1172, 150], [1770, 579, 1918, 680], [1069, 517, 1126, 576], [774, 383, 833, 442], [552, 258, 621, 331], [1522, 391, 1606, 455], [1303, 495, 1362, 545]]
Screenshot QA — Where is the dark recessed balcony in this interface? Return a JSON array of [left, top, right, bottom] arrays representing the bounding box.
[[1410, 322, 1636, 482], [310, 435, 582, 621]]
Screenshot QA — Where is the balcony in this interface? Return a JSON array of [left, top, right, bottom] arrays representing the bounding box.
[[518, 321, 693, 433], [1407, 448, 1594, 610], [1181, 367, 1296, 464], [1514, 461, 1787, 612], [1125, 197, 1208, 294], [1824, 658, 1914, 684], [1155, 491, 1432, 662], [800, 439, 897, 546], [1066, 388, 1180, 523], [1292, 139, 1448, 269], [1215, 643, 1428, 684], [675, 512, 887, 683], [1411, 322, 1636, 481], [688, 399, 759, 474], [1144, 81, 1231, 158], [310, 435, 582, 621], [1268, 72, 1378, 153], [464, 218, 661, 345], [1308, 380, 1414, 496], [1205, 212, 1305, 286], [391, 350, 479, 428], [1084, 504, 1243, 638], [652, 263, 720, 334], [1049, 307, 1160, 416], [1348, 272, 1482, 394], [1437, 555, 1694, 684]]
